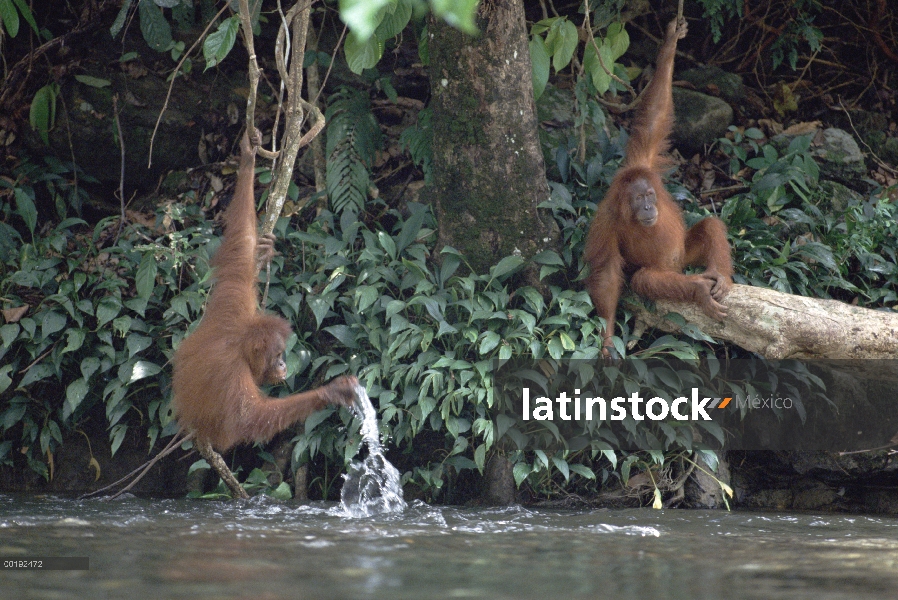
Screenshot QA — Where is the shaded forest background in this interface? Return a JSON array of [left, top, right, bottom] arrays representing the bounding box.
[[0, 0, 896, 509]]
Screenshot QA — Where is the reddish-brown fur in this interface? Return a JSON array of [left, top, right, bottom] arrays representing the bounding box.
[[583, 18, 733, 353], [172, 130, 357, 452]]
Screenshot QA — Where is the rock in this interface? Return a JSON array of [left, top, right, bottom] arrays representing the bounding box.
[[671, 88, 733, 155], [816, 180, 864, 213], [678, 66, 746, 104], [685, 453, 731, 508], [482, 454, 516, 505], [811, 128, 867, 183]]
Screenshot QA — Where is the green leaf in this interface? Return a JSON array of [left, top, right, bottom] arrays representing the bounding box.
[[584, 40, 615, 95], [473, 444, 486, 472], [339, 0, 392, 41], [531, 249, 564, 266], [513, 461, 531, 486], [129, 360, 161, 383], [605, 23, 630, 62], [126, 334, 152, 358], [529, 37, 550, 101], [11, 0, 35, 34], [29, 84, 57, 145], [479, 331, 500, 355], [344, 32, 385, 74], [203, 15, 239, 70], [377, 230, 397, 259], [490, 255, 525, 281], [80, 356, 101, 381], [41, 311, 66, 339], [376, 0, 413, 40], [0, 323, 18, 348], [0, 365, 12, 395], [551, 456, 570, 481], [110, 424, 127, 456], [323, 324, 360, 348], [568, 464, 596, 480], [304, 405, 334, 433], [139, 0, 174, 52], [268, 482, 292, 500], [395, 208, 425, 254], [430, 0, 479, 36], [62, 328, 85, 354], [0, 0, 19, 38], [552, 19, 578, 72], [96, 296, 122, 328], [65, 378, 89, 417], [14, 187, 36, 236], [20, 363, 53, 387], [110, 0, 133, 38], [74, 75, 112, 88], [135, 252, 158, 299]]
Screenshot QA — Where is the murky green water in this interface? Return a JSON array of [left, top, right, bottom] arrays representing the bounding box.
[[1, 495, 896, 600]]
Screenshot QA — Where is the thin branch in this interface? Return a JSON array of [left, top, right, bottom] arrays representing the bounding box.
[[112, 94, 126, 239], [148, 2, 229, 168]]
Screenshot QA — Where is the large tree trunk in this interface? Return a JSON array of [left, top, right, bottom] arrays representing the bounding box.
[[429, 0, 557, 273], [628, 284, 898, 359]]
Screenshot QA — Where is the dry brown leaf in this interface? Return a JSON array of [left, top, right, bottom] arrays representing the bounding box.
[[2, 305, 29, 323]]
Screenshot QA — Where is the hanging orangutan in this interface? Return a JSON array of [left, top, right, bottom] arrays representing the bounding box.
[[583, 17, 733, 354], [172, 129, 358, 453]]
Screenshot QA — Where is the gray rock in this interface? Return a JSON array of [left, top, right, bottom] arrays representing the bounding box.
[[678, 66, 746, 104], [671, 87, 734, 154], [812, 128, 866, 183]]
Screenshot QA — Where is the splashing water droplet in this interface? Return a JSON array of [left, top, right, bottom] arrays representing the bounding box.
[[340, 384, 407, 517]]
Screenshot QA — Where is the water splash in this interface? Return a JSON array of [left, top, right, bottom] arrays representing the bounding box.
[[340, 384, 407, 517]]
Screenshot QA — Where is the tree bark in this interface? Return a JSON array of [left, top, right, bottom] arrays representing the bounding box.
[[429, 0, 557, 273], [627, 284, 898, 359]]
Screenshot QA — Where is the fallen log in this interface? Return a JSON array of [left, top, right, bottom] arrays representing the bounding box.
[[627, 283, 898, 359]]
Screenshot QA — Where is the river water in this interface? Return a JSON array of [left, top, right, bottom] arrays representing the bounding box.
[[1, 494, 896, 599]]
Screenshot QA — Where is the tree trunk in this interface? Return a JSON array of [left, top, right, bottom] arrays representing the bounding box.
[[429, 0, 557, 273], [627, 284, 898, 360]]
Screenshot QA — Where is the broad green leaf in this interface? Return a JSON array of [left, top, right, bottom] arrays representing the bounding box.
[[430, 0, 479, 36], [139, 0, 173, 52], [0, 0, 19, 38], [41, 311, 66, 339], [551, 456, 570, 481], [129, 360, 161, 383], [376, 0, 413, 40], [479, 331, 500, 355], [529, 37, 550, 101], [65, 378, 89, 417], [74, 75, 111, 88], [135, 252, 158, 299], [110, 0, 133, 37], [490, 255, 525, 280], [14, 188, 36, 236], [0, 365, 12, 394], [12, 0, 36, 34], [344, 32, 384, 74], [29, 83, 57, 145], [584, 40, 615, 95], [203, 15, 239, 70], [552, 19, 578, 72], [473, 443, 486, 471], [20, 363, 54, 388], [0, 323, 18, 348], [126, 334, 152, 358], [605, 23, 630, 62], [339, 0, 392, 41], [96, 296, 122, 328], [63, 328, 85, 354]]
